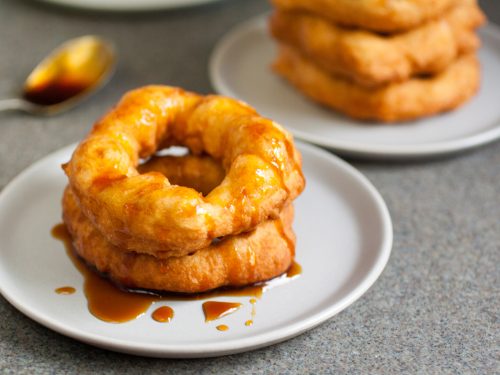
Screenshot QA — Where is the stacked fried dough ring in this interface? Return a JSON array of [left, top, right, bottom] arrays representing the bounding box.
[[63, 86, 305, 293], [269, 0, 485, 122], [63, 158, 296, 293], [271, 0, 457, 33], [270, 0, 484, 87], [274, 47, 480, 122], [64, 85, 304, 257]]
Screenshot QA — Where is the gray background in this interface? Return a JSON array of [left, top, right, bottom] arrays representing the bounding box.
[[0, 0, 498, 373]]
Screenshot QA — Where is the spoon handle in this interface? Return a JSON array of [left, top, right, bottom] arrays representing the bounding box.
[[0, 98, 38, 113]]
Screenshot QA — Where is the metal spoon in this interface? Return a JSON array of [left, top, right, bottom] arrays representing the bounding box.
[[0, 35, 116, 115]]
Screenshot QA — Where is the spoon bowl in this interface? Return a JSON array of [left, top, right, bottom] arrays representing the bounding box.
[[0, 35, 116, 115]]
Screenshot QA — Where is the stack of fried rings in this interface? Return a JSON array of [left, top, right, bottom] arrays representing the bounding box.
[[63, 86, 305, 293]]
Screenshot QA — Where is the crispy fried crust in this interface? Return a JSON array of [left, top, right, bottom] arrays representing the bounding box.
[[63, 187, 295, 294], [63, 86, 305, 257], [273, 46, 480, 122], [269, 0, 485, 87], [271, 0, 456, 32]]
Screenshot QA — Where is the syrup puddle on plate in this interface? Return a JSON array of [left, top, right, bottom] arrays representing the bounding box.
[[51, 223, 301, 327], [202, 301, 242, 322], [55, 286, 76, 295]]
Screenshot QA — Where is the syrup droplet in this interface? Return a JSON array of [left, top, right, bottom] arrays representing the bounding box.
[[245, 297, 257, 327], [202, 301, 242, 322], [286, 261, 302, 278], [216, 324, 229, 331], [55, 286, 76, 295], [152, 306, 174, 323]]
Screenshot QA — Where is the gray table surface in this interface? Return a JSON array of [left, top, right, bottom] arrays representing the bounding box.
[[0, 0, 499, 373]]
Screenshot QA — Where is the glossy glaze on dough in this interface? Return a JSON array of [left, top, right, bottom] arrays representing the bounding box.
[[63, 187, 295, 294], [63, 86, 305, 257]]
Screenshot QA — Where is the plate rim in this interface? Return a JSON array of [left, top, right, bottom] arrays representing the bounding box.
[[0, 142, 392, 358], [209, 15, 500, 159], [34, 0, 226, 12]]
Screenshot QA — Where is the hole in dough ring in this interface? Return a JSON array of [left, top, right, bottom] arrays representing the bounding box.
[[137, 154, 225, 197]]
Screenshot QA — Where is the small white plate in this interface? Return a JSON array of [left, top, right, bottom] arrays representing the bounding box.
[[210, 15, 500, 159], [0, 142, 392, 358], [34, 0, 226, 11]]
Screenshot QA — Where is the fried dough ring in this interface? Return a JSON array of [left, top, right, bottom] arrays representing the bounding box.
[[273, 46, 480, 122], [62, 187, 295, 293], [271, 0, 456, 32], [270, 0, 485, 87], [63, 86, 304, 257]]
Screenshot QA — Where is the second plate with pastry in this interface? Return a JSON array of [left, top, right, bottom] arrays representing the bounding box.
[[210, 15, 500, 159]]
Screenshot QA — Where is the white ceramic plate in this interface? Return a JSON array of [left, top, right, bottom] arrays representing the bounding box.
[[34, 0, 225, 11], [210, 16, 500, 159], [0, 142, 392, 358]]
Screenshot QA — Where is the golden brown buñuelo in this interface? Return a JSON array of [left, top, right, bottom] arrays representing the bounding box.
[[270, 0, 485, 87], [273, 46, 480, 122], [271, 0, 457, 32], [63, 86, 305, 258], [63, 187, 296, 294]]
